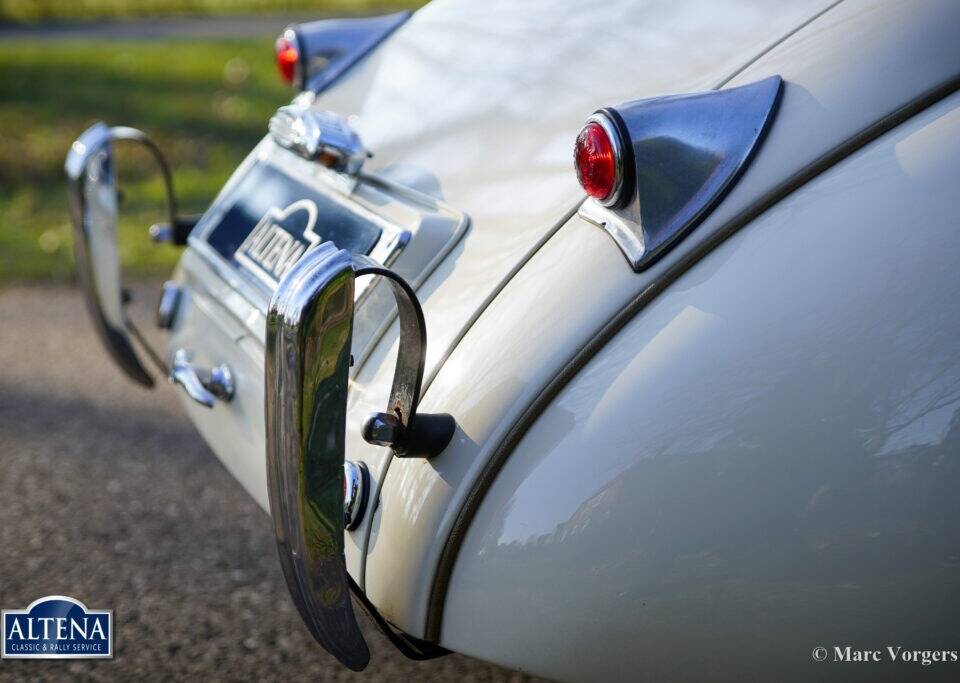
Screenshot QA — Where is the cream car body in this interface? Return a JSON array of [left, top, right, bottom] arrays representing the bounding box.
[[66, 0, 960, 679]]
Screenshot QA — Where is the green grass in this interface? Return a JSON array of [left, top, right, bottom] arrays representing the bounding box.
[[0, 37, 300, 282], [1, 1, 421, 23]]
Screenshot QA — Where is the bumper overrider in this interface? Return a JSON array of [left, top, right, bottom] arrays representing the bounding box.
[[65, 123, 454, 670], [65, 123, 174, 386]]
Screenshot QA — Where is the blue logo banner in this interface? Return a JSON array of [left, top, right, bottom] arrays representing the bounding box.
[[2, 596, 112, 659]]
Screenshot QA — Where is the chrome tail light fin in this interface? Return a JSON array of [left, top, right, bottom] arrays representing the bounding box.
[[578, 75, 783, 270], [280, 11, 411, 93]]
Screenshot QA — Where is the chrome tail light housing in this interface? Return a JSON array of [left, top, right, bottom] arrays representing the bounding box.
[[577, 75, 783, 270], [276, 11, 410, 93]]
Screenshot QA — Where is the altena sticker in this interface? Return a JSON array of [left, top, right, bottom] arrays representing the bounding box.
[[2, 595, 112, 659]]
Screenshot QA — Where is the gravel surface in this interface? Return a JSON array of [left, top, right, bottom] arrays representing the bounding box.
[[0, 284, 537, 682]]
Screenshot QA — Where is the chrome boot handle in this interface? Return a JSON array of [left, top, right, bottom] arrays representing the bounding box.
[[265, 243, 455, 671], [169, 349, 234, 408]]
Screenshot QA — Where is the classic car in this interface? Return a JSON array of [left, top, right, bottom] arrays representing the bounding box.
[[65, 0, 960, 679]]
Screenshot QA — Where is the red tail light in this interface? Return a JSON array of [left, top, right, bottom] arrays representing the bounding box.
[[275, 29, 300, 85], [574, 116, 623, 206]]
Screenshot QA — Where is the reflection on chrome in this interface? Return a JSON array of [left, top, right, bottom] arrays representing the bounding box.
[[265, 242, 369, 671], [269, 101, 368, 175], [343, 461, 368, 531], [265, 242, 456, 670], [169, 349, 234, 409], [65, 122, 180, 386]]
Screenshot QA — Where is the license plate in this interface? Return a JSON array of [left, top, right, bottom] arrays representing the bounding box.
[[204, 163, 382, 289]]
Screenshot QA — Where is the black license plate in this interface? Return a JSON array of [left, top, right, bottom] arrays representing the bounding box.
[[204, 163, 382, 288]]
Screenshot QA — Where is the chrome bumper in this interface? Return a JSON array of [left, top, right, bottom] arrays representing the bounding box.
[[65, 122, 178, 386], [266, 243, 455, 670], [265, 243, 369, 669]]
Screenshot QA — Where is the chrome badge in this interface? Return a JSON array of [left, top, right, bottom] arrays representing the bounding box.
[[235, 199, 321, 287]]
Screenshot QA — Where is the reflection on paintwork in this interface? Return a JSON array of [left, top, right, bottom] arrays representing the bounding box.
[[498, 305, 726, 544]]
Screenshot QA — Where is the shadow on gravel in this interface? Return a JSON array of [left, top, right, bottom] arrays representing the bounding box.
[[0, 381, 201, 453]]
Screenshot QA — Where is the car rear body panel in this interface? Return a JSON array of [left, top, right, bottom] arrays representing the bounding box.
[[365, 0, 960, 643], [441, 88, 960, 681]]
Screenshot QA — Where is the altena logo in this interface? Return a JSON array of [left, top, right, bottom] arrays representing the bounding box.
[[235, 199, 321, 288], [2, 596, 112, 659]]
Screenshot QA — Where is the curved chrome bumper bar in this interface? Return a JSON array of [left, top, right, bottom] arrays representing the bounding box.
[[266, 243, 455, 670], [65, 122, 178, 386], [265, 243, 370, 670]]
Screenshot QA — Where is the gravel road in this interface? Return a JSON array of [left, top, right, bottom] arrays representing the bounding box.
[[0, 285, 536, 682]]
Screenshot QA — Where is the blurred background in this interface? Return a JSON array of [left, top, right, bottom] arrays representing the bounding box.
[[0, 2, 535, 679], [0, 0, 426, 282]]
